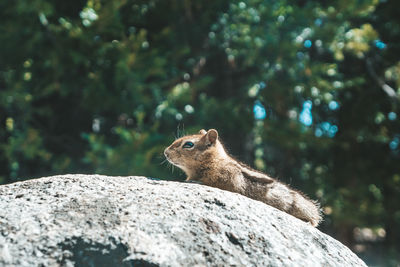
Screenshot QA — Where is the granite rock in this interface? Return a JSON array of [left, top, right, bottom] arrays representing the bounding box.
[[0, 174, 366, 266]]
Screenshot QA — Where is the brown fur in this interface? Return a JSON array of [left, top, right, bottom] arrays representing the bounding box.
[[164, 129, 322, 226]]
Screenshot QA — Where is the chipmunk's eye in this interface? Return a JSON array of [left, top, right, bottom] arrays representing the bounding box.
[[182, 141, 194, 149]]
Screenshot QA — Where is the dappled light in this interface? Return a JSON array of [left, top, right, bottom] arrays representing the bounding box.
[[299, 100, 313, 126]]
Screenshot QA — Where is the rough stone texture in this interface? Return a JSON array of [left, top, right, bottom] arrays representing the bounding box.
[[0, 174, 366, 267]]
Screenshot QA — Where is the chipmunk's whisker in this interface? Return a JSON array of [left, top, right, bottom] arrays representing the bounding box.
[[177, 124, 181, 138], [173, 131, 178, 140]]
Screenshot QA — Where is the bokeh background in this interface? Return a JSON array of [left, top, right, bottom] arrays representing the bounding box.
[[1, 0, 399, 265]]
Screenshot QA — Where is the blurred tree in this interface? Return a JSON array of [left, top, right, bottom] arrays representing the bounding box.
[[0, 0, 399, 265]]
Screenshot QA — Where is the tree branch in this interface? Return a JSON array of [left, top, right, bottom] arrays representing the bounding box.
[[366, 58, 399, 100]]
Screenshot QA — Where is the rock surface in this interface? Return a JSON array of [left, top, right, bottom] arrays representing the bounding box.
[[0, 174, 366, 266]]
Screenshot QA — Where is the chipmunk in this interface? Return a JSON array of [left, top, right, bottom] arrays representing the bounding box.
[[164, 129, 322, 227]]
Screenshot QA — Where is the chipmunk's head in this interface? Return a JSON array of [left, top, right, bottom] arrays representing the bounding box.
[[164, 129, 227, 175]]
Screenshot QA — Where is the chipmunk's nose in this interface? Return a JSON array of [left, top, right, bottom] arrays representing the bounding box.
[[164, 147, 170, 158]]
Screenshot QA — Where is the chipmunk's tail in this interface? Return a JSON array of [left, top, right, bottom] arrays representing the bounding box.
[[289, 191, 322, 227]]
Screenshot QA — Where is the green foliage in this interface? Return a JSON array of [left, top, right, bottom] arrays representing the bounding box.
[[1, 0, 399, 265]]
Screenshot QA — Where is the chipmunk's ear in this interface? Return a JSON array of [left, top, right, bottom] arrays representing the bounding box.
[[199, 129, 207, 135], [204, 129, 218, 145]]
